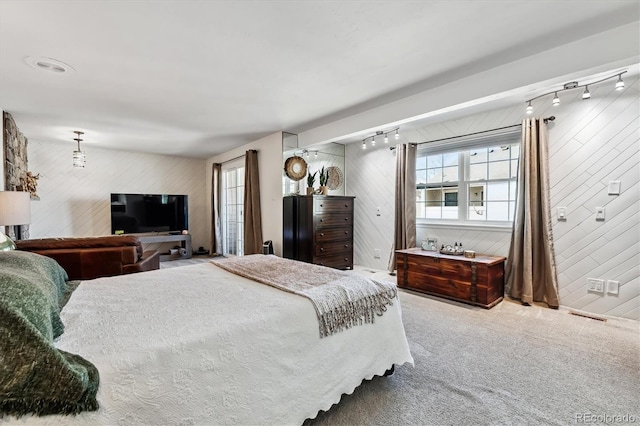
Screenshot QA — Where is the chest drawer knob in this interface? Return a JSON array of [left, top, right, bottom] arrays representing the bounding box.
[[320, 204, 323, 207], [345, 204, 349, 207], [344, 244, 348, 248], [344, 231, 349, 234], [344, 217, 348, 221], [320, 219, 324, 222], [320, 232, 324, 237], [344, 257, 348, 261], [320, 247, 324, 252]]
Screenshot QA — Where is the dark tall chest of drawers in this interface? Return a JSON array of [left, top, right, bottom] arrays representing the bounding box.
[[283, 195, 355, 270]]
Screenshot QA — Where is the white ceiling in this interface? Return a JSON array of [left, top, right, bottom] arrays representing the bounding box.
[[0, 1, 638, 158]]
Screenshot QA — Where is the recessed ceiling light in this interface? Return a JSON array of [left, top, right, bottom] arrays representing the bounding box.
[[24, 56, 75, 73]]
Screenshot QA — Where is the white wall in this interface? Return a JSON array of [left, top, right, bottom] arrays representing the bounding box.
[[346, 75, 639, 320], [27, 140, 208, 253], [206, 131, 284, 256]]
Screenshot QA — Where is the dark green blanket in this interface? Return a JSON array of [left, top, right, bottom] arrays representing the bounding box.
[[0, 251, 99, 417]]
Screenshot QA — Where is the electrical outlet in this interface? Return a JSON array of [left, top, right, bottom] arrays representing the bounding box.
[[374, 249, 381, 259], [595, 207, 605, 221], [607, 280, 619, 295], [376, 207, 381, 217], [557, 207, 567, 221], [587, 278, 605, 293]]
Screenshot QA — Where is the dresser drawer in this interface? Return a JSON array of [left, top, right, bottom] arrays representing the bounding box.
[[314, 253, 353, 270], [315, 228, 352, 242], [314, 214, 353, 227], [314, 197, 354, 214], [315, 242, 351, 256]]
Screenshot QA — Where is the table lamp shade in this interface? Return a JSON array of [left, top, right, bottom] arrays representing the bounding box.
[[0, 191, 31, 225], [0, 191, 31, 251]]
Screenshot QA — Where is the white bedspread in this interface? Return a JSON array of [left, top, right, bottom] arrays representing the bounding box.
[[7, 263, 413, 426]]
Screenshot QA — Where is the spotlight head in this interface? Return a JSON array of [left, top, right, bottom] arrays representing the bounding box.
[[582, 86, 591, 99], [552, 92, 560, 106], [395, 129, 399, 140], [526, 101, 533, 114], [615, 75, 624, 91], [384, 135, 388, 144]]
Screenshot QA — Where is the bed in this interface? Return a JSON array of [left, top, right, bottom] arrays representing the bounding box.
[[0, 252, 413, 425]]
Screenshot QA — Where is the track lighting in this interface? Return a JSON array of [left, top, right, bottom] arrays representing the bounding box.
[[525, 71, 626, 114], [526, 101, 533, 115], [361, 127, 399, 148], [294, 148, 318, 158]]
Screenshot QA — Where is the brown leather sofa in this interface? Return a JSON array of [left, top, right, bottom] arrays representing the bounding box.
[[16, 235, 160, 280]]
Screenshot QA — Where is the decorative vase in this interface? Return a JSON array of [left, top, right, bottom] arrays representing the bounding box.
[[319, 186, 328, 195], [306, 187, 314, 195]]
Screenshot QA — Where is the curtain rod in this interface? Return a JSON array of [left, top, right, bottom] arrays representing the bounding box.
[[389, 116, 555, 150], [217, 153, 246, 165]]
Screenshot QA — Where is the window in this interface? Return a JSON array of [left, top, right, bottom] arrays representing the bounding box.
[[416, 132, 520, 224], [222, 164, 244, 256]]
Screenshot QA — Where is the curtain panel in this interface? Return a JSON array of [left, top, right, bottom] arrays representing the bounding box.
[[388, 143, 417, 272], [505, 118, 559, 308], [244, 150, 263, 255], [210, 163, 223, 256]]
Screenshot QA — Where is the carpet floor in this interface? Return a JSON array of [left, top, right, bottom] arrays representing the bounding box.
[[307, 267, 639, 425], [164, 259, 639, 425]]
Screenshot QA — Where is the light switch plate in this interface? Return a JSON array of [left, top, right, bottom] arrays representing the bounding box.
[[595, 207, 605, 221], [608, 181, 621, 195]]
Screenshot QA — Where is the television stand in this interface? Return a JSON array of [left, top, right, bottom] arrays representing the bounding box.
[[137, 233, 192, 262]]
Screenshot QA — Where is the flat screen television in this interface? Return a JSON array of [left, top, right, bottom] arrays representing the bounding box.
[[110, 193, 188, 234]]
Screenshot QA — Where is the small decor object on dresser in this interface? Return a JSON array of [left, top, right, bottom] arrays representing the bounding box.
[[318, 166, 329, 195], [421, 238, 437, 251], [306, 171, 317, 195]]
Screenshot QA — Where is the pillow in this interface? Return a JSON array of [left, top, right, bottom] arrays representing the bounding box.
[[0, 251, 99, 417]]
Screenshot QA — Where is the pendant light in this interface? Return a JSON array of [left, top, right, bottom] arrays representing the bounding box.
[[73, 131, 86, 168]]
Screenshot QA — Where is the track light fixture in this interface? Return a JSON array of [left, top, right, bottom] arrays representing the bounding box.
[[524, 71, 626, 115], [362, 127, 400, 149], [294, 149, 319, 159]]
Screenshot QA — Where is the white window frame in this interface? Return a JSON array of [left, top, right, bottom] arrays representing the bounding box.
[[416, 130, 520, 231], [221, 158, 245, 256]]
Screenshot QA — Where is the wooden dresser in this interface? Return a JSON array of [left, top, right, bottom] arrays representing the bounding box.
[[396, 247, 506, 308], [283, 195, 354, 270]]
